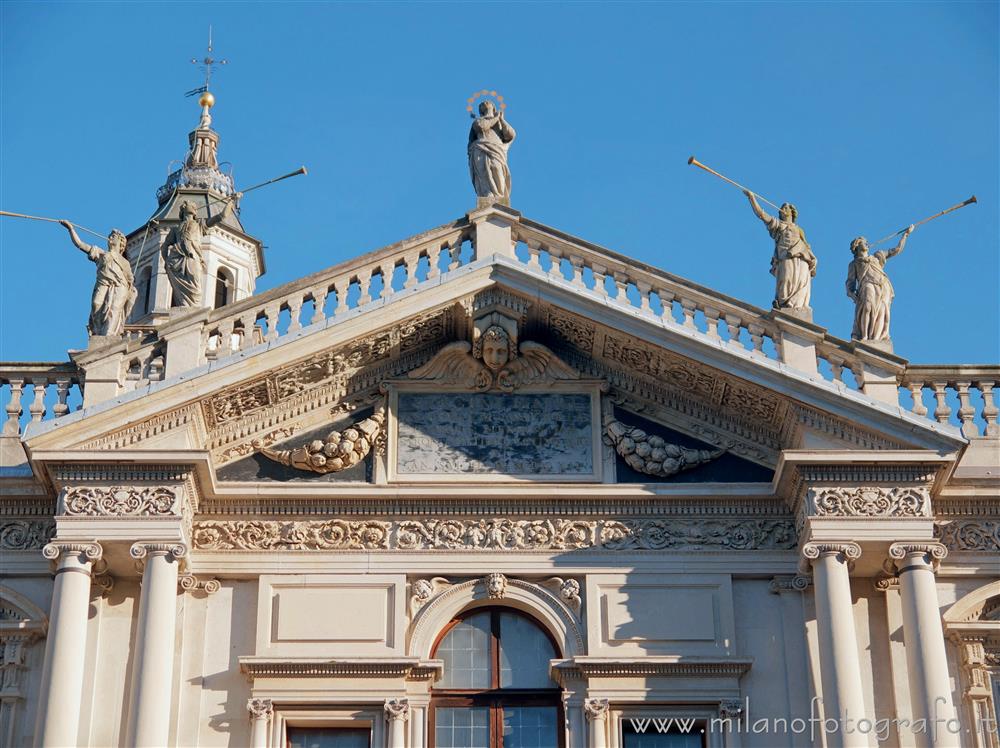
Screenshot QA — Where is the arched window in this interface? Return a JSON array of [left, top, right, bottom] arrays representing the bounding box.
[[214, 267, 234, 309], [431, 608, 562, 748]]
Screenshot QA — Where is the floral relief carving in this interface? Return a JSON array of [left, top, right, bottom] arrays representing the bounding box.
[[0, 520, 56, 550], [935, 520, 1000, 552], [60, 486, 179, 516], [810, 486, 929, 517], [193, 517, 796, 552], [546, 309, 595, 353]]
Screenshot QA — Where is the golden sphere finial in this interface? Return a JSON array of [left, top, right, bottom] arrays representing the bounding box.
[[199, 91, 216, 109]]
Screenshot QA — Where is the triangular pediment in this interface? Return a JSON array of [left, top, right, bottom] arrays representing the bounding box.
[[22, 206, 965, 489]]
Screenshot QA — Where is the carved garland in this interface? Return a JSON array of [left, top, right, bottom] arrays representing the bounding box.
[[192, 517, 797, 551], [809, 486, 930, 517], [258, 407, 385, 474], [602, 415, 723, 477]]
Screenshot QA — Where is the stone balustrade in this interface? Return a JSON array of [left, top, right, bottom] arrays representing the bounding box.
[[0, 363, 82, 437], [899, 366, 1000, 438], [0, 211, 996, 442], [202, 220, 474, 359]]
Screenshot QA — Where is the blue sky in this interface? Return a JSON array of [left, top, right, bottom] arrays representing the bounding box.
[[1, 1, 997, 363]]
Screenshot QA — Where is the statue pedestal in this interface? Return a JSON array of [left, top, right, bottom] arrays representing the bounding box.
[[775, 306, 813, 323], [476, 196, 510, 209], [859, 339, 894, 354]]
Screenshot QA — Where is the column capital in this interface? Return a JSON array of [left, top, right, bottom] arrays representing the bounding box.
[[384, 698, 410, 722], [799, 541, 861, 572], [42, 541, 103, 566], [718, 699, 744, 719], [886, 542, 947, 572], [130, 541, 188, 570], [247, 698, 273, 720], [584, 697, 610, 721], [768, 574, 812, 594], [178, 573, 220, 594]]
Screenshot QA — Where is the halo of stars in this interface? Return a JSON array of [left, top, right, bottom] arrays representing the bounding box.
[[466, 90, 506, 118]]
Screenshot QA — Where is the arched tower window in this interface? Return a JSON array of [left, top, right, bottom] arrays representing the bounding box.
[[430, 608, 562, 748], [137, 266, 153, 316], [214, 267, 234, 309]]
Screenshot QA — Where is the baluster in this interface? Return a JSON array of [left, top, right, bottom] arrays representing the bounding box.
[[849, 362, 865, 390], [907, 382, 928, 417], [526, 241, 541, 271], [979, 382, 999, 436], [204, 330, 219, 360], [680, 298, 697, 329], [568, 256, 585, 289], [591, 263, 608, 297], [235, 316, 250, 350], [748, 324, 765, 354], [380, 262, 395, 298], [724, 314, 743, 347], [827, 355, 845, 383], [547, 250, 564, 282], [955, 381, 979, 437], [288, 297, 303, 333], [931, 382, 951, 424], [218, 319, 236, 354], [657, 289, 676, 324], [265, 305, 281, 342], [358, 271, 372, 305], [448, 241, 461, 271], [636, 281, 653, 315], [403, 253, 419, 289], [426, 246, 441, 279], [611, 272, 629, 304], [4, 379, 24, 435], [54, 378, 71, 417], [335, 280, 349, 314], [703, 306, 721, 339], [311, 288, 328, 325], [29, 379, 47, 423]]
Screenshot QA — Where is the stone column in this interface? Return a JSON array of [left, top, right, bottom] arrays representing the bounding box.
[[126, 542, 186, 748], [887, 543, 958, 748], [801, 542, 869, 748], [247, 698, 273, 748], [34, 542, 102, 748], [584, 698, 609, 748], [385, 698, 409, 748]]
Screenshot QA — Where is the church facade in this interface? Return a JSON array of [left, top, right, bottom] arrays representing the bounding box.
[[1, 94, 998, 748]]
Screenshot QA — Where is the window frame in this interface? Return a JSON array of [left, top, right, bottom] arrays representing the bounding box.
[[272, 707, 381, 748], [610, 706, 721, 748], [429, 607, 565, 748]]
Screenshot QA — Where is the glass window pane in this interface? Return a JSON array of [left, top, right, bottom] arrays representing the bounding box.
[[499, 613, 556, 688], [622, 720, 704, 747], [435, 707, 490, 748], [437, 612, 492, 688], [502, 706, 558, 748], [287, 727, 370, 748]]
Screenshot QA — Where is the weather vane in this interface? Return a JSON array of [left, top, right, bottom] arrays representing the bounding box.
[[467, 89, 506, 118], [185, 26, 227, 98]]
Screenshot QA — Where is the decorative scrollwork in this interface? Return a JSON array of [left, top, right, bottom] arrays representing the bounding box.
[[810, 486, 929, 517], [61, 485, 178, 516], [935, 520, 1000, 552], [0, 520, 55, 550]]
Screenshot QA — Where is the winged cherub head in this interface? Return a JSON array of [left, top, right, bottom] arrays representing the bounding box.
[[475, 325, 514, 372]]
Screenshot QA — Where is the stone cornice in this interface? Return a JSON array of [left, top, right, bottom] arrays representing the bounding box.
[[238, 657, 443, 681], [550, 656, 753, 685]]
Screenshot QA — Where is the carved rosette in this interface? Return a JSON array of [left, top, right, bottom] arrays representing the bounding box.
[[60, 485, 179, 516], [583, 698, 610, 722], [809, 486, 929, 517], [192, 517, 797, 552], [247, 698, 273, 721], [384, 698, 410, 722], [887, 542, 948, 572]]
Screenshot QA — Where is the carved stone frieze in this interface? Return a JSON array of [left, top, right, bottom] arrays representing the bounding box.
[[60, 485, 180, 517], [258, 407, 385, 474], [789, 404, 909, 450], [603, 415, 723, 477], [77, 405, 201, 451], [0, 519, 55, 550], [546, 308, 595, 354], [935, 520, 1000, 552], [809, 486, 930, 517], [193, 517, 797, 552]]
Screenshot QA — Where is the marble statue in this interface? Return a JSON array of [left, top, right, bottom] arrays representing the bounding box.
[[468, 100, 516, 203], [161, 199, 235, 307], [845, 226, 913, 343], [60, 221, 137, 337], [745, 191, 817, 311]]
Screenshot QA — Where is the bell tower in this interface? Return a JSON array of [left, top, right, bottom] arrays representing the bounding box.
[[125, 89, 265, 323]]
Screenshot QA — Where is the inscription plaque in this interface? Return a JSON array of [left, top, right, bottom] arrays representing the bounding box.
[[395, 393, 594, 475]]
